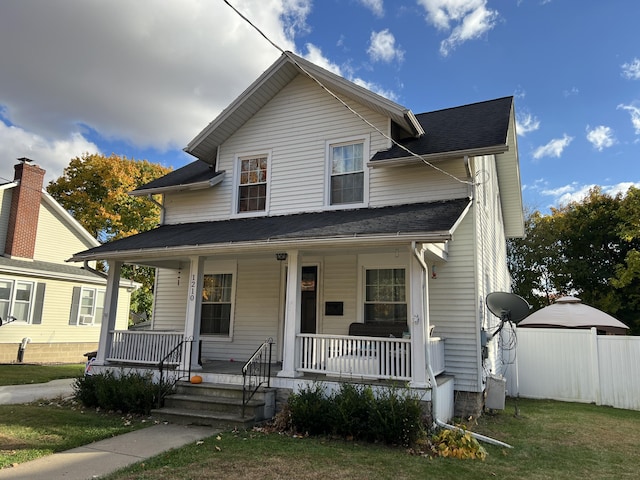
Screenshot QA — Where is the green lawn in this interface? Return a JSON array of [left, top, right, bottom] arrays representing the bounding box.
[[0, 363, 85, 386], [102, 398, 640, 480]]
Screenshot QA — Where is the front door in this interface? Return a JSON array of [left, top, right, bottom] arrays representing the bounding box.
[[300, 266, 317, 334]]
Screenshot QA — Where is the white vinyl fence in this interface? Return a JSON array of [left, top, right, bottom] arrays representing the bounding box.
[[504, 328, 640, 411]]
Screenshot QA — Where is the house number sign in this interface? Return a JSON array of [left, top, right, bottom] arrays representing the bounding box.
[[189, 274, 196, 301]]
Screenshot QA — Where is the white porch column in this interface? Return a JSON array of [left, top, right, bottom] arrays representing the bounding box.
[[96, 261, 122, 364], [409, 252, 429, 388], [182, 256, 204, 371], [278, 250, 303, 378]]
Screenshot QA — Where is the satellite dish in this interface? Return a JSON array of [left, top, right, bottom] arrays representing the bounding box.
[[486, 292, 531, 325]]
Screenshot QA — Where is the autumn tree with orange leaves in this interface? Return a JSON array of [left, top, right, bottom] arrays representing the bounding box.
[[47, 153, 172, 320]]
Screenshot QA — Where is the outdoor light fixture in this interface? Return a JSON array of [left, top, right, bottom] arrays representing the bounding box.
[[276, 253, 288, 261]]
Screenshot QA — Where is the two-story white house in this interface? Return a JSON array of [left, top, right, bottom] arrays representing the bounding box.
[[71, 52, 524, 421]]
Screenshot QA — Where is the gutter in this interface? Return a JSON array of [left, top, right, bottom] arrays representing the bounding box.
[[71, 232, 454, 263], [412, 242, 512, 449], [368, 145, 509, 169]]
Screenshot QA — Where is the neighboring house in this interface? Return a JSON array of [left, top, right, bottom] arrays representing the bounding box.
[[0, 159, 133, 363], [72, 52, 524, 418]]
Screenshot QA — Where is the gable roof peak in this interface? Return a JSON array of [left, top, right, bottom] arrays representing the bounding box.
[[185, 51, 423, 163]]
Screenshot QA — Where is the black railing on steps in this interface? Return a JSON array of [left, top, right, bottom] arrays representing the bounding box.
[[242, 338, 274, 418], [157, 337, 194, 408]]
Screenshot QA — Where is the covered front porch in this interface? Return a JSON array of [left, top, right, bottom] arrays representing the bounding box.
[[93, 241, 449, 391]]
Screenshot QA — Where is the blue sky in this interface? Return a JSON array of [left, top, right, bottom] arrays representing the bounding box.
[[1, 0, 639, 212]]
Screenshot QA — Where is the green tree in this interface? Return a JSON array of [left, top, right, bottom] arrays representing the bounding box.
[[47, 153, 172, 321], [508, 187, 640, 334]]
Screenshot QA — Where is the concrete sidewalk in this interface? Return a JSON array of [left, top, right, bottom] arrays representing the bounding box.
[[0, 378, 75, 405], [0, 381, 217, 479], [0, 423, 217, 480]]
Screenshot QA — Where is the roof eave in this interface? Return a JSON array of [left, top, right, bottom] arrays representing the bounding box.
[[368, 145, 509, 168], [129, 172, 225, 197], [70, 231, 455, 263]]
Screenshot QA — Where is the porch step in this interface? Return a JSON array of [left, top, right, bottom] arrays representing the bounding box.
[[152, 381, 275, 429]]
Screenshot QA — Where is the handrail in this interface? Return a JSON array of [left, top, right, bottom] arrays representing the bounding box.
[[242, 338, 274, 417], [157, 336, 194, 408]]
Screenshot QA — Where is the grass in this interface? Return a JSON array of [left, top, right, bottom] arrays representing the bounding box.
[[0, 363, 85, 386], [101, 398, 640, 480], [0, 399, 151, 468]]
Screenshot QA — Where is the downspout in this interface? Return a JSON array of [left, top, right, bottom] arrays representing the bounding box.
[[412, 242, 512, 449]]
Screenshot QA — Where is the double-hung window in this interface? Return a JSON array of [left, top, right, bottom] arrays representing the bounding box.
[[70, 287, 105, 326], [0, 279, 35, 323], [364, 268, 407, 324], [237, 154, 269, 214], [201, 273, 234, 336], [328, 138, 368, 206]]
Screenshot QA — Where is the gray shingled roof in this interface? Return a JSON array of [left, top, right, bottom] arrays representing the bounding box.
[[133, 161, 222, 193], [371, 96, 513, 161], [0, 256, 106, 281], [73, 198, 470, 260]]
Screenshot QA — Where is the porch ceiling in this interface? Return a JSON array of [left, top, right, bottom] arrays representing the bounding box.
[[70, 198, 471, 266]]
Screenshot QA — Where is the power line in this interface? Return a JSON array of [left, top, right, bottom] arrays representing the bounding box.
[[222, 0, 474, 186]]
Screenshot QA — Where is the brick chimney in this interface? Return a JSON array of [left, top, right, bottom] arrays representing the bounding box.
[[4, 158, 46, 259]]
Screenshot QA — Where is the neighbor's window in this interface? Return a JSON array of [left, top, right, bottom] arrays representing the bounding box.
[[329, 141, 365, 205], [201, 273, 234, 336], [0, 279, 36, 323], [71, 287, 105, 326], [364, 268, 407, 324], [237, 155, 268, 213]]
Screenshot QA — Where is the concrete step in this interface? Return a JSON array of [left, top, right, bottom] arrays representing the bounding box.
[[154, 381, 276, 429]]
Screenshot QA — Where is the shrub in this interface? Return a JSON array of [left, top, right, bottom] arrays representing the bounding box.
[[287, 382, 331, 436], [331, 383, 375, 440], [285, 382, 425, 447], [368, 385, 424, 446], [73, 370, 164, 415]]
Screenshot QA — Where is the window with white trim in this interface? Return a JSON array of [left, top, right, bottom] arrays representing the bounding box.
[[70, 287, 105, 326], [364, 268, 407, 324], [328, 139, 367, 205], [0, 279, 34, 323], [236, 154, 269, 213], [201, 273, 234, 336]]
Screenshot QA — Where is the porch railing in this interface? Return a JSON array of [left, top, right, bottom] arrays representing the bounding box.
[[242, 338, 274, 418], [107, 331, 184, 365], [297, 334, 445, 381]]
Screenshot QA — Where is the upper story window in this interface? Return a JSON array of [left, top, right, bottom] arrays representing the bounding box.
[[236, 153, 270, 214], [327, 136, 369, 207]]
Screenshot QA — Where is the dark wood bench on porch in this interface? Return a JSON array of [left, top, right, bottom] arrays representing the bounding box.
[[348, 322, 408, 338]]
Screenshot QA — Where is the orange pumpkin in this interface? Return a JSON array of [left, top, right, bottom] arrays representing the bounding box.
[[190, 375, 203, 384]]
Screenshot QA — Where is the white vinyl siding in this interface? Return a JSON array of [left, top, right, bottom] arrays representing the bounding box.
[[163, 75, 389, 224], [321, 254, 357, 335], [152, 267, 189, 331], [0, 189, 12, 254], [200, 257, 281, 362], [368, 157, 470, 207]]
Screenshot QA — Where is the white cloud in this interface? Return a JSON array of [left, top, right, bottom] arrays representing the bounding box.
[[545, 182, 640, 206], [0, 120, 100, 184], [563, 86, 579, 97], [367, 30, 405, 63], [621, 58, 640, 80], [516, 112, 540, 136], [586, 125, 615, 151], [532, 134, 573, 159], [417, 0, 499, 56], [0, 0, 307, 182], [358, 0, 384, 17], [618, 103, 640, 134]]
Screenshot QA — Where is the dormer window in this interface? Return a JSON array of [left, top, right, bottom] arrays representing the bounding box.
[[235, 153, 271, 214], [326, 136, 369, 207]]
